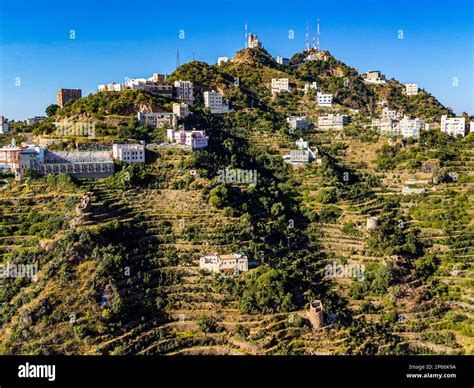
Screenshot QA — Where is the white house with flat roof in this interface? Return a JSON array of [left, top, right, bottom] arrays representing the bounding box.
[[137, 111, 178, 129], [174, 80, 194, 103], [318, 114, 348, 130], [441, 115, 466, 137], [200, 253, 248, 274], [167, 128, 208, 150], [317, 92, 333, 107], [204, 90, 230, 114], [405, 83, 418, 96], [399, 116, 424, 138], [1, 116, 10, 133], [287, 116, 309, 130], [271, 78, 290, 94], [112, 144, 145, 164]]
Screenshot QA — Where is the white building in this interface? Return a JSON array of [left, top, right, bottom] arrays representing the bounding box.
[[172, 103, 190, 118], [441, 115, 466, 137], [276, 56, 289, 65], [200, 253, 248, 274], [399, 116, 424, 138], [174, 80, 194, 103], [405, 83, 418, 96], [304, 82, 318, 92], [318, 113, 348, 130], [363, 70, 386, 84], [288, 150, 312, 164], [287, 116, 309, 130], [271, 78, 290, 94], [167, 128, 208, 150], [247, 33, 262, 49], [26, 116, 47, 126], [203, 90, 230, 114], [295, 138, 309, 149], [372, 118, 400, 136], [137, 111, 178, 129], [317, 92, 333, 107], [112, 144, 145, 164], [217, 57, 229, 66], [98, 82, 127, 92], [1, 116, 10, 133], [382, 107, 401, 120]]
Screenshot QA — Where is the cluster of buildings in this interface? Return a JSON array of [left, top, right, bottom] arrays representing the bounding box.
[[199, 252, 248, 274], [0, 139, 145, 178], [372, 112, 470, 138], [98, 74, 195, 104]]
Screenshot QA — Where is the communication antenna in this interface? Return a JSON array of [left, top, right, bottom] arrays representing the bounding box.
[[176, 48, 180, 69], [317, 19, 320, 51], [245, 20, 248, 48], [305, 21, 309, 51]]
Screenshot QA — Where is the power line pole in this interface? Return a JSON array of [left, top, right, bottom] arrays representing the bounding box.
[[305, 21, 309, 52], [317, 19, 320, 51]]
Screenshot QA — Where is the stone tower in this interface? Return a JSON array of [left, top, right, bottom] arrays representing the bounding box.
[[308, 300, 324, 330]]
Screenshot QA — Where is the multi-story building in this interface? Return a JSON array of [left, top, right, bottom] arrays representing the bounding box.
[[399, 116, 424, 138], [441, 115, 466, 137], [276, 56, 290, 65], [174, 80, 194, 103], [372, 118, 400, 136], [0, 116, 9, 133], [149, 73, 165, 83], [217, 57, 229, 66], [295, 138, 309, 150], [137, 111, 178, 129], [247, 33, 262, 49], [382, 107, 401, 120], [39, 150, 114, 178], [287, 116, 309, 130], [167, 128, 208, 150], [317, 92, 333, 107], [26, 116, 47, 126], [112, 144, 145, 164], [57, 88, 82, 108], [271, 78, 290, 94], [203, 90, 230, 114], [200, 253, 249, 274], [0, 139, 22, 171], [127, 78, 173, 96], [172, 103, 190, 118], [289, 149, 312, 164], [98, 82, 127, 92], [405, 83, 418, 96], [318, 114, 349, 130]]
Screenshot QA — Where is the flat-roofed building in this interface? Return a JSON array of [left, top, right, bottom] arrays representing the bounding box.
[[57, 88, 82, 108], [172, 103, 190, 118], [441, 115, 466, 137], [203, 90, 230, 114], [317, 92, 333, 107], [112, 144, 145, 164], [271, 78, 290, 94], [405, 83, 418, 96], [174, 80, 194, 103], [200, 252, 248, 274], [400, 116, 424, 138], [0, 116, 10, 133], [287, 116, 309, 130], [167, 128, 208, 150], [137, 111, 178, 129], [318, 113, 348, 130], [372, 118, 400, 136], [276, 56, 289, 65]]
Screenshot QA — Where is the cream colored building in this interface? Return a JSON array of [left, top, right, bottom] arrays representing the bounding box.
[[199, 253, 248, 274]]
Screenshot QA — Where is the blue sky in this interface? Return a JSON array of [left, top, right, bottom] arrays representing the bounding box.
[[0, 0, 473, 120]]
